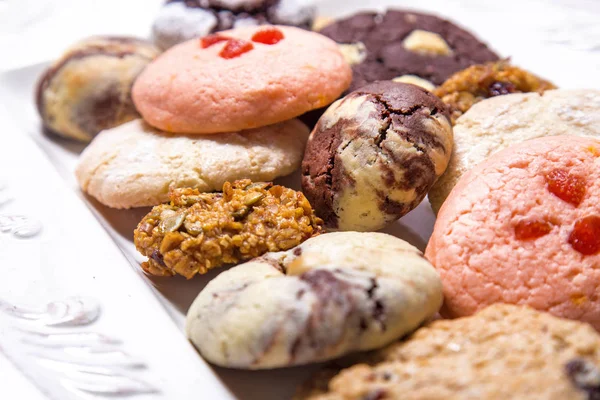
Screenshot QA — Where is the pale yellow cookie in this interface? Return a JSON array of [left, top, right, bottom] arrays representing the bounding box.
[[75, 119, 308, 208]]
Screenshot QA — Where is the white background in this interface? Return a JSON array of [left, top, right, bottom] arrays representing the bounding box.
[[1, 0, 599, 399]]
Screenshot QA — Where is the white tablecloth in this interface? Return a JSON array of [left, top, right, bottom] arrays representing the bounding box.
[[0, 0, 599, 398]]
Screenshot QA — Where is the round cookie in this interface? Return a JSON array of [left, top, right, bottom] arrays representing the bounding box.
[[426, 136, 600, 329], [152, 0, 315, 50], [320, 10, 499, 92], [75, 119, 309, 208], [185, 231, 443, 369], [133, 25, 352, 134], [434, 60, 556, 124], [296, 304, 600, 400], [301, 81, 453, 231], [36, 36, 160, 142], [429, 89, 600, 213]]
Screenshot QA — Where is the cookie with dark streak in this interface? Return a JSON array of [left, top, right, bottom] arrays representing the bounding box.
[[301, 81, 453, 231], [152, 0, 315, 50], [185, 232, 443, 369], [296, 304, 600, 400], [36, 36, 160, 143], [320, 10, 499, 92]]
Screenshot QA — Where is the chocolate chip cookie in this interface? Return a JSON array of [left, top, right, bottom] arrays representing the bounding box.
[[152, 0, 315, 50], [301, 81, 453, 231], [36, 36, 160, 142], [297, 304, 600, 400], [320, 10, 499, 92]]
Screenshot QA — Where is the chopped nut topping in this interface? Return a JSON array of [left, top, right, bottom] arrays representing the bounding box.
[[134, 179, 323, 279]]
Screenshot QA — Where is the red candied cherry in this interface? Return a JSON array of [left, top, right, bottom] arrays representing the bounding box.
[[545, 168, 586, 206], [514, 219, 552, 240], [568, 215, 600, 255], [251, 27, 285, 45], [219, 39, 254, 59], [200, 34, 229, 48]]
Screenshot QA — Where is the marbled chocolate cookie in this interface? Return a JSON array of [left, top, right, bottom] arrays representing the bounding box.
[[36, 36, 160, 142], [320, 10, 499, 92], [152, 0, 315, 50], [297, 304, 600, 400], [186, 232, 443, 369], [302, 81, 453, 231]]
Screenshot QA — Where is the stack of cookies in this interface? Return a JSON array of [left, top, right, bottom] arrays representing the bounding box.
[[34, 2, 600, 398]]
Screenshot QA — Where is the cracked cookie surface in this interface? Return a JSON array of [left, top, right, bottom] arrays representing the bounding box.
[[296, 304, 600, 400], [426, 136, 600, 329], [301, 81, 453, 231], [134, 179, 323, 279], [75, 119, 309, 209], [185, 231, 442, 368]]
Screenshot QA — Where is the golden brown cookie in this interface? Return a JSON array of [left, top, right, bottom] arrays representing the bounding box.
[[134, 179, 323, 279], [434, 60, 556, 124], [297, 304, 600, 400]]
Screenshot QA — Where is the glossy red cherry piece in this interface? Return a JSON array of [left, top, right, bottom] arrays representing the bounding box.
[[514, 219, 552, 240], [219, 39, 254, 59], [569, 215, 600, 255], [200, 34, 229, 48], [251, 27, 285, 45], [545, 168, 586, 206]]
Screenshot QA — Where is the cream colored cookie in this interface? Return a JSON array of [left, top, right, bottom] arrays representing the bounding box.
[[297, 304, 600, 400], [429, 89, 600, 213], [185, 232, 443, 369], [75, 119, 308, 209]]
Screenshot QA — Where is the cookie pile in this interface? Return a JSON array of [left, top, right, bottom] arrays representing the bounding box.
[[34, 1, 600, 397]]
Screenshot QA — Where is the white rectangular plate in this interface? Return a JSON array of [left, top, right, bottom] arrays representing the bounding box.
[[0, 1, 598, 399]]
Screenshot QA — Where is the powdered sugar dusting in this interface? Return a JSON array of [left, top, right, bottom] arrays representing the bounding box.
[[152, 2, 217, 50]]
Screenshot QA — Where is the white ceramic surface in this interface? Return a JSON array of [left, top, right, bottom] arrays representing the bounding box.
[[0, 0, 599, 399]]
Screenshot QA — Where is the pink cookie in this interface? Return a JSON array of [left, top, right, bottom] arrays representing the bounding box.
[[132, 25, 352, 134], [425, 135, 600, 330]]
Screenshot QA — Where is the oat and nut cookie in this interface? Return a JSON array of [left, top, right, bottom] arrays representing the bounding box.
[[186, 232, 442, 368], [320, 10, 499, 92], [134, 179, 323, 279], [302, 81, 453, 231], [434, 60, 556, 124], [152, 0, 315, 50], [428, 89, 600, 213], [75, 119, 308, 209], [297, 304, 600, 400], [36, 36, 160, 142]]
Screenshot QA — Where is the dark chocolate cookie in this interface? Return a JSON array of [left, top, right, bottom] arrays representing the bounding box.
[[301, 81, 453, 231], [36, 36, 160, 142], [320, 10, 500, 92], [152, 0, 315, 50]]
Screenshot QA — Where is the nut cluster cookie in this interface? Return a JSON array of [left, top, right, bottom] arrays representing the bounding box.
[[427, 136, 600, 329], [434, 60, 556, 124], [296, 304, 600, 400], [302, 81, 453, 231], [75, 119, 309, 208], [36, 36, 160, 142], [152, 0, 315, 50], [320, 10, 499, 92], [185, 231, 443, 368], [134, 179, 323, 278], [133, 25, 351, 134], [428, 89, 600, 213]]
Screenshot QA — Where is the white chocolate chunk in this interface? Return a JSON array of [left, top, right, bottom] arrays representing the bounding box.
[[338, 42, 367, 66], [393, 75, 436, 91], [402, 30, 453, 56]]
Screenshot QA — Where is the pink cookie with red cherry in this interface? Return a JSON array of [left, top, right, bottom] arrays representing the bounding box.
[[132, 25, 352, 134], [425, 135, 600, 330]]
